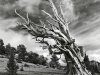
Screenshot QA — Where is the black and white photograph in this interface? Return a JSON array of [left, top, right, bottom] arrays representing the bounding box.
[[0, 0, 100, 75]]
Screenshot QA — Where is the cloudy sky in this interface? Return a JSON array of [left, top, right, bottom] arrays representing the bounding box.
[[0, 0, 100, 63]]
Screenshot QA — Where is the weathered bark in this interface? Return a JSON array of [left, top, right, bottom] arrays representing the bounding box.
[[15, 0, 92, 75]]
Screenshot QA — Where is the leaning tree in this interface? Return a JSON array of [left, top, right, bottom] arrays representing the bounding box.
[[15, 0, 92, 75]]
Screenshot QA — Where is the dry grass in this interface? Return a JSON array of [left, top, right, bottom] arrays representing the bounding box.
[[0, 72, 65, 75], [18, 71, 65, 75], [0, 58, 65, 75]]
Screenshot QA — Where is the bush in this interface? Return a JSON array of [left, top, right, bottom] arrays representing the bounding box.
[[0, 55, 6, 58], [24, 63, 29, 67], [20, 65, 24, 71], [17, 59, 22, 63]]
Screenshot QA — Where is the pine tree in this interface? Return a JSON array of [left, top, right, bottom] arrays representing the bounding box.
[[6, 47, 18, 75], [5, 43, 12, 57], [0, 38, 5, 55]]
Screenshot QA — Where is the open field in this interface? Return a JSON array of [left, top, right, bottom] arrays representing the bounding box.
[[0, 71, 66, 75], [0, 70, 65, 75], [0, 58, 66, 75], [0, 72, 64, 75], [19, 71, 65, 75]]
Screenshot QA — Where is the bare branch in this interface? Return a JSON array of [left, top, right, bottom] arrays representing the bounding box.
[[41, 10, 57, 22], [49, 0, 58, 17], [26, 13, 30, 24], [60, 2, 65, 20], [15, 9, 27, 23]]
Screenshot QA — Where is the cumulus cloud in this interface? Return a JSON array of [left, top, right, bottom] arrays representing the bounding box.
[[0, 18, 18, 30], [0, 30, 43, 54]]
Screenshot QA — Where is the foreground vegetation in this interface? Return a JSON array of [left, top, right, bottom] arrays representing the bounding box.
[[0, 38, 63, 75], [0, 71, 65, 75], [0, 38, 48, 66], [0, 57, 65, 75]]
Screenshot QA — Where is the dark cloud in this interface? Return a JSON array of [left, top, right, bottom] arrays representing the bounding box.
[[0, 0, 45, 32], [0, 0, 42, 19], [8, 0, 100, 52], [0, 0, 18, 18]]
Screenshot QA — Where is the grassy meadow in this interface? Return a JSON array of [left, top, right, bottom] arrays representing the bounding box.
[[0, 58, 65, 75]]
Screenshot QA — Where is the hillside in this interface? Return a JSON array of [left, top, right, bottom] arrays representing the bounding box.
[[0, 58, 65, 75]]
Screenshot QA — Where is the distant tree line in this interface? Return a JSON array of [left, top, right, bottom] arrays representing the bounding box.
[[0, 38, 47, 66]]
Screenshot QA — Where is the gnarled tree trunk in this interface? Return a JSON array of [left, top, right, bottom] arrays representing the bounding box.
[[15, 0, 92, 75]]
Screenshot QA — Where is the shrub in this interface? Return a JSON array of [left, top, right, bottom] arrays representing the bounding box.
[[20, 65, 24, 71], [24, 63, 29, 67]]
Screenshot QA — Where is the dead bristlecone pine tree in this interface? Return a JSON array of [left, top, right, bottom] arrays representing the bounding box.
[[15, 0, 92, 75], [6, 47, 18, 75]]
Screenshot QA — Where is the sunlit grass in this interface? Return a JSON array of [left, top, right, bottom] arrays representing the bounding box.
[[0, 58, 65, 75]]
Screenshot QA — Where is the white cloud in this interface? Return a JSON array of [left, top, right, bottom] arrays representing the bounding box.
[[0, 30, 44, 53], [87, 49, 100, 62], [0, 18, 18, 30]]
